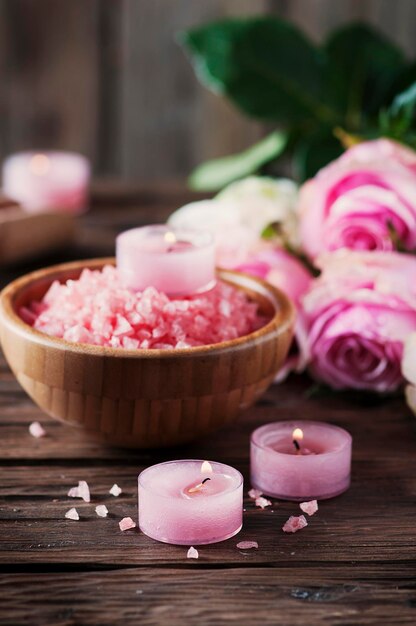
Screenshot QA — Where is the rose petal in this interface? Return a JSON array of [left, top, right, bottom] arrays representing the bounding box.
[[248, 488, 263, 499]]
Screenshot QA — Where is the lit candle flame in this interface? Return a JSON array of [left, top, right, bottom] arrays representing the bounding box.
[[187, 461, 213, 494], [292, 427, 303, 454], [164, 231, 177, 245], [292, 428, 303, 442], [201, 460, 213, 474], [30, 154, 50, 176]]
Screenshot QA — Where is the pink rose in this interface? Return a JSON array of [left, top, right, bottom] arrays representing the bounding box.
[[236, 247, 312, 378], [300, 251, 416, 392], [300, 139, 416, 258]]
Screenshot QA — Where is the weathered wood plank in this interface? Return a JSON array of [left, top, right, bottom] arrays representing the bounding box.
[[1, 568, 415, 626]]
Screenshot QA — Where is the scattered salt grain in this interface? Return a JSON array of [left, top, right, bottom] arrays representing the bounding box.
[[299, 500, 318, 516], [255, 496, 272, 509], [282, 515, 308, 533], [23, 265, 265, 349], [119, 517, 136, 531], [109, 484, 122, 497], [187, 546, 199, 559], [237, 541, 258, 550], [67, 480, 90, 502], [95, 505, 108, 518], [65, 507, 79, 521], [248, 488, 263, 499], [29, 421, 46, 438]]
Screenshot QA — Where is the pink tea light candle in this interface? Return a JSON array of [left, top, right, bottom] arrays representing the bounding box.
[[117, 225, 216, 296], [138, 460, 243, 545], [251, 421, 352, 501], [2, 151, 90, 214]]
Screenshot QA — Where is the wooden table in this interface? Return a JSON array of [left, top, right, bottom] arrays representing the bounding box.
[[1, 184, 416, 625]]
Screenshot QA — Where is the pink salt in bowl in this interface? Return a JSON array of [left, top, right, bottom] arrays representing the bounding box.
[[0, 258, 295, 448]]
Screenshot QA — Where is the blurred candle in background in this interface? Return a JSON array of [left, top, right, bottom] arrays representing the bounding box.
[[2, 151, 90, 214]]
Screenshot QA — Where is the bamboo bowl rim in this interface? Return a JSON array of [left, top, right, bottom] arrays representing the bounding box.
[[0, 258, 296, 359]]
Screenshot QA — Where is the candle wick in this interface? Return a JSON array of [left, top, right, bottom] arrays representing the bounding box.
[[293, 439, 301, 452], [187, 476, 211, 493], [201, 477, 211, 485]]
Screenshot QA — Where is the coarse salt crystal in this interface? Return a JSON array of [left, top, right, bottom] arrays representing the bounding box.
[[67, 480, 90, 503], [187, 546, 199, 559], [24, 266, 265, 350], [65, 507, 79, 521], [299, 500, 318, 516], [282, 515, 308, 533], [255, 496, 272, 509], [119, 517, 136, 531], [248, 488, 263, 499], [236, 541, 258, 550], [95, 505, 108, 518], [109, 484, 122, 497], [29, 421, 46, 438]]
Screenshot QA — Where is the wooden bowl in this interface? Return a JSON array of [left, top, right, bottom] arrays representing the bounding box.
[[0, 259, 295, 448]]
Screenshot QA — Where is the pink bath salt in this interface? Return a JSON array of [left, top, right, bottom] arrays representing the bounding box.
[[299, 500, 318, 516], [282, 515, 308, 533], [236, 541, 258, 550], [187, 546, 199, 559], [248, 488, 263, 499], [67, 480, 90, 503], [119, 517, 136, 531], [95, 505, 108, 518], [65, 507, 79, 521], [29, 421, 46, 438], [109, 484, 122, 497], [255, 496, 272, 509], [23, 265, 266, 349]]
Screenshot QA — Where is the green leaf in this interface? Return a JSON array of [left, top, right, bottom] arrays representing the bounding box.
[[380, 81, 416, 138], [295, 129, 344, 181], [324, 23, 405, 128], [188, 130, 287, 192], [180, 18, 339, 125]]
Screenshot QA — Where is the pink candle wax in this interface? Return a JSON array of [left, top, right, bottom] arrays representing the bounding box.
[[251, 421, 352, 501], [2, 151, 90, 214], [138, 460, 243, 545], [116, 225, 216, 295]]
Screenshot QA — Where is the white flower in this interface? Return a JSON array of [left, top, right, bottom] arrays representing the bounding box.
[[217, 176, 299, 247], [168, 176, 299, 267]]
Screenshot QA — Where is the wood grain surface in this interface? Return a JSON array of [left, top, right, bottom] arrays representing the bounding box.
[[0, 184, 415, 625]]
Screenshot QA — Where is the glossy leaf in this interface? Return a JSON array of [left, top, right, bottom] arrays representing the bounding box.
[[324, 23, 405, 127], [188, 130, 287, 192], [180, 18, 339, 125], [295, 130, 344, 181]]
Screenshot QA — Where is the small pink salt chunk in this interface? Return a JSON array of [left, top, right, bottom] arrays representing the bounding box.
[[67, 480, 90, 503], [237, 541, 258, 550], [282, 515, 308, 533], [299, 500, 318, 516], [29, 421, 46, 438], [255, 496, 272, 509], [187, 546, 199, 559], [248, 488, 263, 499], [65, 507, 79, 521], [109, 484, 122, 497], [119, 517, 136, 531], [95, 505, 108, 518]]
